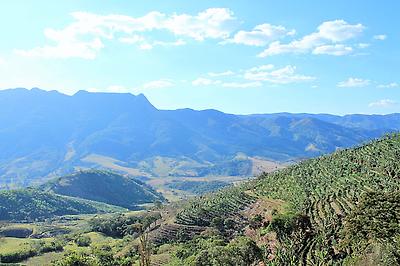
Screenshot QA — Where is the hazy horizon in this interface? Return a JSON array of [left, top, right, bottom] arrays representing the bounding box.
[[0, 1, 399, 115], [3, 86, 400, 116]]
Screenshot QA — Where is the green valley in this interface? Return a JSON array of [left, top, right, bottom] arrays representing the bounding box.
[[1, 135, 399, 265]]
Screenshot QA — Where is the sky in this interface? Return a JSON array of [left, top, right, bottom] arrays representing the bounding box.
[[0, 0, 399, 115]]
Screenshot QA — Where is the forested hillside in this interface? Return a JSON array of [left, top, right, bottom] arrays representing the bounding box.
[[0, 189, 123, 221], [40, 170, 165, 209], [161, 134, 400, 265]]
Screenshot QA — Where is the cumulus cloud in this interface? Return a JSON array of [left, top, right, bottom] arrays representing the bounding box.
[[317, 20, 364, 41], [192, 64, 314, 88], [192, 78, 221, 86], [15, 8, 236, 59], [225, 23, 295, 46], [373, 34, 387, 40], [258, 20, 364, 57], [337, 77, 370, 88], [15, 37, 104, 59], [135, 39, 186, 50], [377, 82, 398, 88], [368, 99, 397, 108], [244, 65, 315, 84], [207, 70, 235, 77], [357, 43, 370, 49], [164, 8, 236, 41], [312, 44, 353, 55]]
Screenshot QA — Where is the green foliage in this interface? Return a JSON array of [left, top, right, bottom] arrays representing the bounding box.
[[175, 187, 255, 226], [74, 235, 92, 247], [41, 170, 165, 210], [253, 134, 400, 265], [345, 191, 400, 241], [53, 251, 99, 266], [0, 239, 63, 263], [171, 236, 262, 266], [172, 134, 400, 265], [341, 191, 400, 264], [0, 188, 118, 221], [269, 212, 311, 240], [166, 180, 230, 195], [249, 214, 264, 230], [89, 212, 161, 238], [54, 245, 135, 266]]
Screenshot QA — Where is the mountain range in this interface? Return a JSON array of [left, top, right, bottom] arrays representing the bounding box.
[[0, 88, 398, 187]]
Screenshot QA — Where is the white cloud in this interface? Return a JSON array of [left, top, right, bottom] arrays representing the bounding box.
[[0, 57, 5, 65], [15, 8, 236, 59], [377, 82, 398, 88], [208, 70, 234, 77], [317, 20, 364, 42], [373, 34, 387, 40], [337, 77, 370, 88], [369, 99, 397, 108], [164, 8, 236, 41], [192, 78, 221, 86], [141, 79, 174, 89], [135, 39, 186, 50], [246, 64, 274, 72], [222, 81, 262, 88], [226, 23, 295, 46], [139, 43, 153, 50], [119, 35, 145, 44], [357, 43, 370, 49], [15, 38, 104, 59], [258, 20, 364, 57], [152, 39, 186, 47], [192, 64, 313, 88], [244, 65, 315, 84], [312, 44, 353, 55]]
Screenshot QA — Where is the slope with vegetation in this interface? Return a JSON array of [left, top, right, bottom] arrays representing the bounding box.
[[2, 135, 399, 265], [166, 180, 230, 195], [40, 170, 165, 210], [0, 189, 123, 221], [162, 134, 400, 265]]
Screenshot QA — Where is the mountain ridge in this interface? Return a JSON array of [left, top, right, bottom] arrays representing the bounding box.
[[0, 88, 397, 187]]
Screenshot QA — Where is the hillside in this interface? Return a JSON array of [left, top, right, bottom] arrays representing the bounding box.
[[40, 170, 165, 209], [0, 88, 395, 187], [0, 189, 124, 221], [154, 134, 400, 265]]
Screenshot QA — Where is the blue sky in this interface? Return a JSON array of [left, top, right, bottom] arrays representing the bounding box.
[[0, 0, 399, 115]]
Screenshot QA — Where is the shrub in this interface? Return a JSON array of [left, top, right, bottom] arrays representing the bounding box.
[[75, 235, 92, 247]]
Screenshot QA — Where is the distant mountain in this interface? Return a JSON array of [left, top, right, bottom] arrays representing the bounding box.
[[0, 88, 397, 187], [40, 170, 165, 209], [0, 188, 124, 221]]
